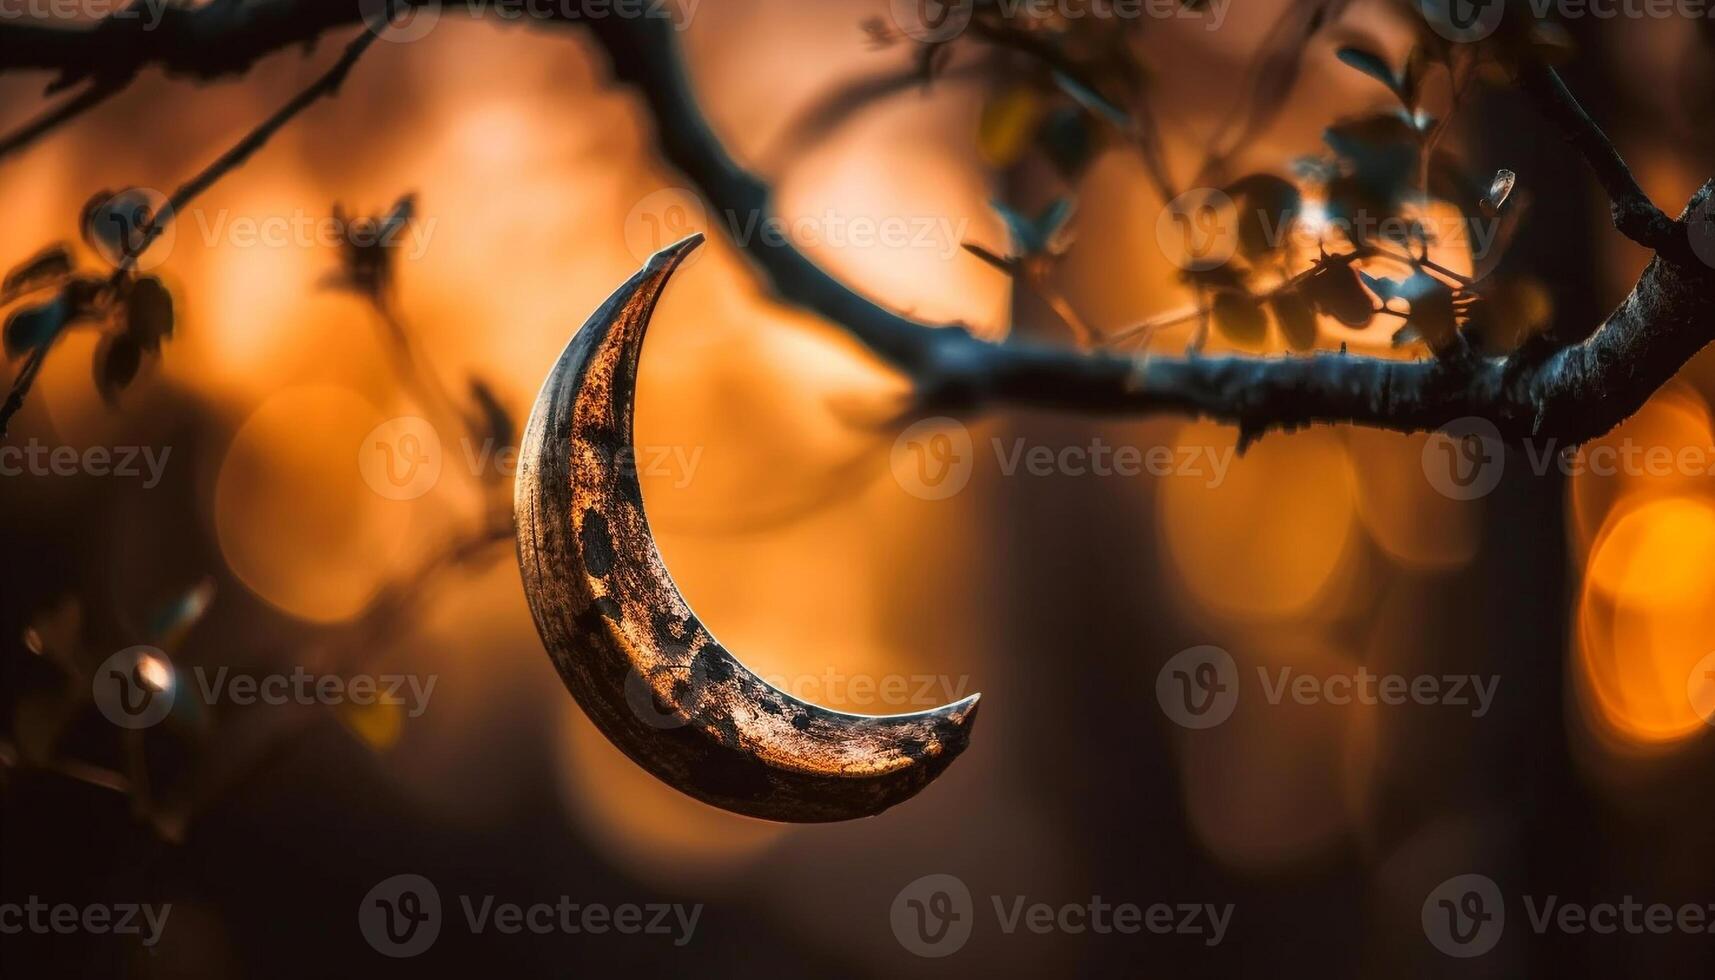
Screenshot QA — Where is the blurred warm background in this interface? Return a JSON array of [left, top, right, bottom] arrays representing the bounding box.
[[2, 1, 1714, 976]]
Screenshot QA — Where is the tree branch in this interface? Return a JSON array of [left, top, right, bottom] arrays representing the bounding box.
[[1514, 57, 1683, 255], [3, 5, 1711, 451]]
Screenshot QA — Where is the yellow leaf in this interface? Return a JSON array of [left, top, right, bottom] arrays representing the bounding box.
[[978, 85, 1046, 168]]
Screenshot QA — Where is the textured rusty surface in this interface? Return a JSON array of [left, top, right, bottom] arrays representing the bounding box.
[[514, 235, 979, 822]]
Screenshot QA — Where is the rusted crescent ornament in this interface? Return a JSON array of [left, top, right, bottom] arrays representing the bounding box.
[[514, 235, 980, 822]]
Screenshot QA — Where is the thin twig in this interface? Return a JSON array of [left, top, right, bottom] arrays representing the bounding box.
[[0, 344, 50, 439], [115, 26, 381, 276], [0, 78, 127, 163]]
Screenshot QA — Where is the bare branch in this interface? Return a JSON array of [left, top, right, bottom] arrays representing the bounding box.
[[1514, 57, 1683, 255], [116, 24, 381, 274], [0, 78, 125, 162]]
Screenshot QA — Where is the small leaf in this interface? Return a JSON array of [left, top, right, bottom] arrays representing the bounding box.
[[80, 188, 163, 269], [978, 85, 1047, 168], [1324, 112, 1421, 223], [1359, 270, 1401, 300], [1336, 46, 1402, 99], [93, 333, 143, 404], [4, 296, 72, 358], [3, 245, 73, 297], [1211, 291, 1268, 346], [1399, 45, 1430, 108], [1303, 259, 1374, 327], [1225, 174, 1301, 258], [380, 193, 415, 242], [1269, 290, 1318, 351], [1037, 106, 1096, 179], [123, 275, 174, 350], [1398, 270, 1459, 353]]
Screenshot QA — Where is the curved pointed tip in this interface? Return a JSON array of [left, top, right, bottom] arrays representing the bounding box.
[[646, 232, 704, 273], [948, 692, 981, 726]]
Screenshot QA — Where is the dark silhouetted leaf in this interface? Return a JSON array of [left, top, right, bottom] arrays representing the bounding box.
[[3, 245, 73, 297], [1211, 291, 1268, 345], [1324, 112, 1420, 228], [5, 296, 73, 358], [93, 333, 142, 404], [1359, 270, 1401, 300], [1400, 45, 1430, 108], [124, 275, 174, 350], [1336, 46, 1401, 99], [3, 277, 103, 358], [1269, 290, 1319, 351], [1037, 106, 1096, 178], [80, 188, 162, 268], [1399, 270, 1459, 353], [1304, 259, 1374, 327], [1225, 173, 1301, 258]]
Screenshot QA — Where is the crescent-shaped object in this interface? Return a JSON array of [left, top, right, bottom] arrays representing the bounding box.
[[515, 235, 980, 822]]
